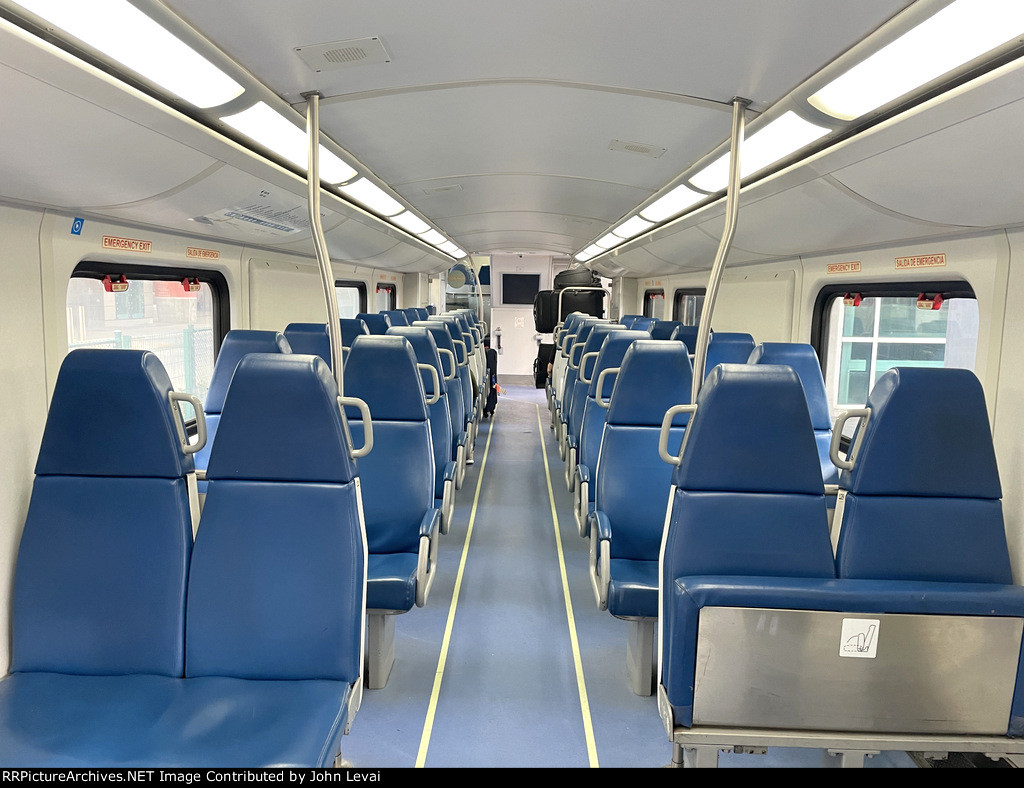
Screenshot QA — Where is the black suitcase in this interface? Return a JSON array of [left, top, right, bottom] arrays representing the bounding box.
[[534, 343, 555, 388], [557, 288, 605, 321], [554, 266, 600, 290], [534, 289, 557, 332]]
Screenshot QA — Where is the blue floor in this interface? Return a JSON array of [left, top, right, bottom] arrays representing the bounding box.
[[340, 377, 920, 769]]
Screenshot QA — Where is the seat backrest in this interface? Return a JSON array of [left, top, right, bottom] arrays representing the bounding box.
[[631, 316, 656, 333], [357, 312, 392, 334], [283, 322, 332, 366], [577, 330, 650, 487], [340, 318, 370, 348], [345, 336, 435, 555], [414, 320, 465, 446], [383, 309, 409, 327], [430, 316, 473, 420], [596, 340, 692, 561], [387, 326, 452, 498], [704, 332, 755, 374], [834, 367, 1011, 584], [650, 320, 684, 340], [673, 325, 700, 353], [748, 342, 837, 484], [619, 314, 643, 329], [193, 329, 291, 478], [566, 323, 625, 443], [13, 350, 195, 677], [412, 307, 430, 321], [185, 353, 364, 682], [663, 364, 835, 582]]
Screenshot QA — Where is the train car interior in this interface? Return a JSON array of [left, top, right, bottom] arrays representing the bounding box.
[[1, 0, 1024, 770]]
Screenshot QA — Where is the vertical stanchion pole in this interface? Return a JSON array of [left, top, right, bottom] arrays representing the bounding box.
[[303, 91, 346, 394], [691, 97, 749, 402]]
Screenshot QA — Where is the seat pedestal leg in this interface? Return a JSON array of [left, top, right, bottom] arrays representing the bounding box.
[[627, 617, 656, 696], [366, 613, 396, 689]]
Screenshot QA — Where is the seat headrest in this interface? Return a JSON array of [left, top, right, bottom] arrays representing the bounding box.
[[619, 314, 643, 329], [344, 335, 428, 421], [206, 354, 356, 483], [339, 318, 369, 347], [412, 308, 429, 321], [578, 323, 626, 380], [748, 343, 831, 430], [674, 364, 825, 493], [283, 323, 332, 365], [705, 332, 755, 370], [650, 320, 684, 340], [673, 325, 700, 353], [588, 330, 649, 398], [630, 317, 656, 333], [842, 367, 1000, 498], [205, 330, 291, 414], [383, 310, 409, 326], [606, 340, 693, 427], [35, 349, 193, 478], [356, 313, 391, 334], [427, 317, 467, 363], [387, 326, 446, 394]]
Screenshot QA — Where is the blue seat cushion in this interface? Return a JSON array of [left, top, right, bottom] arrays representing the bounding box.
[[607, 558, 659, 619], [0, 673, 350, 767], [366, 553, 419, 613]]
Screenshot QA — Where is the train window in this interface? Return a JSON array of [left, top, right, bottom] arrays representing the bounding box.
[[672, 288, 706, 325], [375, 283, 396, 312], [335, 280, 367, 318], [66, 263, 229, 418], [643, 288, 665, 319], [814, 282, 978, 425]]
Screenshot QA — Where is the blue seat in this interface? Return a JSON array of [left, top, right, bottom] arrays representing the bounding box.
[[283, 322, 331, 365], [587, 339, 693, 695], [430, 315, 478, 455], [564, 323, 625, 490], [557, 318, 604, 458], [748, 342, 839, 484], [382, 309, 409, 327], [630, 316, 656, 333], [572, 330, 649, 535], [177, 352, 367, 765], [193, 329, 291, 493], [414, 320, 469, 489], [659, 364, 834, 731], [344, 335, 441, 689], [0, 350, 196, 765], [357, 312, 391, 334], [619, 314, 643, 329], [704, 331, 755, 375], [650, 320, 684, 340], [412, 307, 430, 321], [658, 365, 1024, 762], [387, 326, 458, 533], [673, 325, 700, 353], [550, 313, 589, 419], [340, 318, 370, 348]]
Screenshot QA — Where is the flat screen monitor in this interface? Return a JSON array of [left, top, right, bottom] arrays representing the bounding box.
[[501, 273, 540, 305]]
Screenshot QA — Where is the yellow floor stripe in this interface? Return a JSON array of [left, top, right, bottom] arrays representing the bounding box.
[[536, 405, 600, 768], [415, 415, 496, 768]]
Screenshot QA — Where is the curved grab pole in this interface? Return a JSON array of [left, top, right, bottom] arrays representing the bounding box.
[[691, 97, 749, 403], [306, 93, 364, 459]]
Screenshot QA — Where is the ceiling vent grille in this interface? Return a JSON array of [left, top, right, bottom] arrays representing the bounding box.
[[609, 139, 666, 158], [295, 37, 391, 73]]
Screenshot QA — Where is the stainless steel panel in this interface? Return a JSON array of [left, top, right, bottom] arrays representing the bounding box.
[[692, 607, 1022, 734]]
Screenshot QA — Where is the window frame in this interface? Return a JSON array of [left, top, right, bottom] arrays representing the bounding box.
[[642, 288, 666, 319], [335, 278, 367, 317], [672, 287, 706, 324], [375, 282, 397, 311]]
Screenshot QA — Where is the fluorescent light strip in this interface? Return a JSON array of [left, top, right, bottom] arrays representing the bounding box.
[[391, 211, 431, 235], [16, 0, 244, 108], [222, 102, 357, 184], [419, 229, 446, 246], [574, 251, 594, 262], [583, 244, 605, 258], [690, 111, 830, 193], [639, 184, 703, 223], [612, 215, 654, 239], [594, 232, 623, 250], [810, 0, 1024, 120], [338, 177, 404, 217]]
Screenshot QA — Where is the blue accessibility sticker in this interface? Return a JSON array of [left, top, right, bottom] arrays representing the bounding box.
[[71, 217, 84, 235]]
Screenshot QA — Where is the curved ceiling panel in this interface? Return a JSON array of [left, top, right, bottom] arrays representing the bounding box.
[[830, 96, 1024, 228], [0, 61, 216, 209]]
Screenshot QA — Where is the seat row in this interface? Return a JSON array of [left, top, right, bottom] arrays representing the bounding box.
[[0, 349, 366, 766]]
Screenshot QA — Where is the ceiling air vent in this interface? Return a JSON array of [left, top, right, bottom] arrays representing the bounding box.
[[609, 139, 666, 158], [422, 185, 463, 197], [295, 37, 391, 73]]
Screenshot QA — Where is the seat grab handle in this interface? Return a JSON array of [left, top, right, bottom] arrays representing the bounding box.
[[830, 407, 870, 472], [338, 395, 374, 459], [659, 404, 697, 465], [418, 363, 441, 405], [169, 391, 207, 456]]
